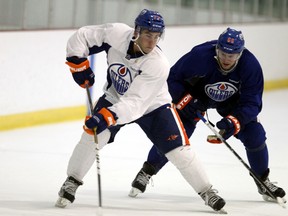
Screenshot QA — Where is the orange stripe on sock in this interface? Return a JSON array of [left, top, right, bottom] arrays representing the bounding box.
[[171, 106, 190, 145]]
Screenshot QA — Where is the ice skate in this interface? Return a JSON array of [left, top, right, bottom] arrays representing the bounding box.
[[255, 169, 286, 204], [200, 186, 226, 213], [129, 162, 155, 197], [55, 176, 83, 208]]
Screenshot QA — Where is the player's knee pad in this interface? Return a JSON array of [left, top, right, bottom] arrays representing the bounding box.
[[237, 120, 266, 149], [81, 129, 111, 149], [165, 145, 196, 169], [67, 133, 97, 180], [67, 130, 111, 180], [165, 145, 211, 193]]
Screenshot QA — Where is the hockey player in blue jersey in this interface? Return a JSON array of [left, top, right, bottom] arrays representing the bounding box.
[[130, 27, 286, 203]]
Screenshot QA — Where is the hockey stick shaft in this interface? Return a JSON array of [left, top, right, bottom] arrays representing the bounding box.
[[196, 112, 278, 201], [85, 84, 98, 144], [85, 84, 102, 207]]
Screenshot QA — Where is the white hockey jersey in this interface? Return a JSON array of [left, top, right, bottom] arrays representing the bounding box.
[[66, 23, 172, 125]]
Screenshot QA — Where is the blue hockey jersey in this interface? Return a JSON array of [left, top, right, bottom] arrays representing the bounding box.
[[168, 40, 264, 126]]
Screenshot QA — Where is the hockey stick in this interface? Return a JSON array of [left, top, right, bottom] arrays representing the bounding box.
[[85, 83, 102, 208], [196, 112, 286, 207]]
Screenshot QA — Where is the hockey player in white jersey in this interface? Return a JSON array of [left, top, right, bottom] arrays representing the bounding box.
[[55, 9, 226, 212]]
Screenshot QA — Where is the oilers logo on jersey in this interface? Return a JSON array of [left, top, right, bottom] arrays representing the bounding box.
[[205, 82, 238, 102], [109, 63, 132, 95]]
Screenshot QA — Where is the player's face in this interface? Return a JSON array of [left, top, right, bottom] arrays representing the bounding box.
[[136, 30, 161, 54], [217, 50, 241, 70]]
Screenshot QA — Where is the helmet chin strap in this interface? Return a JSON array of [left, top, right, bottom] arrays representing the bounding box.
[[131, 32, 146, 55]]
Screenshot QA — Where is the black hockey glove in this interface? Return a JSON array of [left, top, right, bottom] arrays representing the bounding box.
[[84, 108, 117, 135], [175, 93, 206, 122], [66, 56, 95, 88], [216, 115, 241, 140]]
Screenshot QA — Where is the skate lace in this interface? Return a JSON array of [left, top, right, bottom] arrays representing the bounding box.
[[202, 188, 220, 206], [62, 180, 78, 195], [262, 179, 279, 192], [137, 171, 153, 186]]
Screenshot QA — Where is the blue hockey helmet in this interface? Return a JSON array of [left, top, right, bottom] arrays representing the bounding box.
[[217, 27, 245, 54], [134, 9, 165, 33]]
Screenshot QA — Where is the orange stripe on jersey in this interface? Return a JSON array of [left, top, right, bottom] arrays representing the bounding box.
[[170, 106, 190, 145]]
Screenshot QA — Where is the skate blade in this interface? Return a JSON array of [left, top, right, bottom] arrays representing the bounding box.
[[262, 195, 287, 208], [215, 208, 228, 214], [55, 197, 71, 208], [128, 187, 142, 197], [277, 197, 287, 208]]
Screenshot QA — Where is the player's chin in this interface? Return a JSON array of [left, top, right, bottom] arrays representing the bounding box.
[[221, 63, 233, 70], [143, 47, 154, 54]]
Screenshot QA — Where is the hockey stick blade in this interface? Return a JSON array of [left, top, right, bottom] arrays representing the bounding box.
[[207, 134, 222, 144], [207, 130, 225, 144]]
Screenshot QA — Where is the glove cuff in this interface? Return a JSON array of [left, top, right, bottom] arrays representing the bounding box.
[[66, 59, 90, 73], [83, 116, 95, 135], [226, 115, 241, 135], [176, 93, 193, 110], [98, 108, 117, 127]]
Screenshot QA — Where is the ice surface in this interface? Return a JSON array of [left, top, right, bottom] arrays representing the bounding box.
[[0, 89, 287, 216]]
